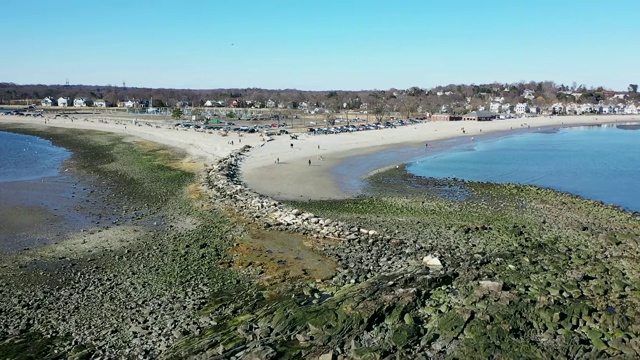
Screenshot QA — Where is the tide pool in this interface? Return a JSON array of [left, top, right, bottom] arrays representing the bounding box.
[[407, 124, 640, 212]]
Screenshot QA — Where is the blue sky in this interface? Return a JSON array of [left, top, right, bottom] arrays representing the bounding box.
[[1, 0, 638, 91]]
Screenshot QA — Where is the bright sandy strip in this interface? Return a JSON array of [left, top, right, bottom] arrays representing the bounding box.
[[239, 115, 640, 200], [2, 114, 639, 200]]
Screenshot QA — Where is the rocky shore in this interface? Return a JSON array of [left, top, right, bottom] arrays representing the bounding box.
[[2, 128, 640, 359], [203, 145, 431, 287], [170, 145, 640, 359]]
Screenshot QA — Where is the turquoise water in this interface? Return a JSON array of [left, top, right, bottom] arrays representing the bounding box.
[[407, 124, 640, 212], [0, 131, 71, 183]]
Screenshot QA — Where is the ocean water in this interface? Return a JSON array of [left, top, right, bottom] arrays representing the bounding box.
[[407, 124, 640, 212], [0, 131, 71, 183]]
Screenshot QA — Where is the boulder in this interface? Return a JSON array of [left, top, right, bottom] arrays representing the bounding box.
[[422, 255, 443, 269], [478, 280, 503, 293]]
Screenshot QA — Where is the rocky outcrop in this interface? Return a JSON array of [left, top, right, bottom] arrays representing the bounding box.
[[203, 146, 436, 286]]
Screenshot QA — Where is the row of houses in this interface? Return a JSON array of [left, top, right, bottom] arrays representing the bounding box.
[[550, 103, 638, 115], [480, 102, 638, 116], [41, 97, 110, 108]]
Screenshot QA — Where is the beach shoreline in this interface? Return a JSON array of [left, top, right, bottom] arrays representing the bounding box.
[[2, 114, 639, 201], [238, 115, 640, 200]]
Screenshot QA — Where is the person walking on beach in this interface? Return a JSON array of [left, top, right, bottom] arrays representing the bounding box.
[[308, 159, 311, 166], [291, 143, 294, 149]]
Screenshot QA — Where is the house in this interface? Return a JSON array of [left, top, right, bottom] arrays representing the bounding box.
[[502, 103, 514, 113], [551, 103, 565, 115], [94, 99, 108, 107], [462, 110, 496, 121], [599, 105, 613, 114], [565, 103, 579, 115], [57, 97, 69, 107], [264, 99, 276, 108], [176, 101, 190, 107], [431, 114, 462, 121], [489, 103, 502, 113], [41, 97, 56, 107], [523, 89, 535, 100], [625, 104, 637, 114], [73, 98, 88, 107], [117, 100, 139, 108], [580, 103, 595, 114], [204, 100, 225, 107], [529, 106, 540, 115], [515, 103, 529, 115]]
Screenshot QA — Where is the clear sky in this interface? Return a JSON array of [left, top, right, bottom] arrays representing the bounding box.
[[1, 0, 638, 91]]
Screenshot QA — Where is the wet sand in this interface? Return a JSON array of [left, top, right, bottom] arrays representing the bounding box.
[[0, 174, 97, 252]]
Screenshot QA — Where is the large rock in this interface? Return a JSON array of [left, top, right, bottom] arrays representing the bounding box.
[[422, 255, 442, 269], [478, 280, 503, 293]]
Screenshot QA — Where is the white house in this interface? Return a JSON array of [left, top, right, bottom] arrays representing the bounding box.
[[599, 105, 612, 114], [265, 99, 276, 108], [41, 97, 56, 107], [204, 100, 225, 107], [73, 98, 88, 107], [94, 99, 108, 107], [580, 103, 595, 114], [57, 97, 69, 107], [625, 104, 637, 114], [523, 89, 535, 100], [566, 103, 579, 115], [490, 102, 502, 113], [515, 103, 529, 115], [121, 100, 139, 108], [551, 103, 565, 114], [529, 105, 540, 115]]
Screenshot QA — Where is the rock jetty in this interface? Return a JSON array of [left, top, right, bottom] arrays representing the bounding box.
[[203, 145, 440, 287]]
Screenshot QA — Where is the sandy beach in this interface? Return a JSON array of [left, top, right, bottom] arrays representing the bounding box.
[[2, 114, 639, 200]]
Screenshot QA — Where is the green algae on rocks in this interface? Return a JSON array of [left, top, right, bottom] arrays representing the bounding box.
[[278, 166, 640, 358], [0, 125, 254, 359]]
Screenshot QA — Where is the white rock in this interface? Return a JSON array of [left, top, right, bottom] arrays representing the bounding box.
[[422, 255, 443, 268]]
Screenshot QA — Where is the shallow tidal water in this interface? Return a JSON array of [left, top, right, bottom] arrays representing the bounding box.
[[407, 124, 640, 212], [0, 131, 95, 252]]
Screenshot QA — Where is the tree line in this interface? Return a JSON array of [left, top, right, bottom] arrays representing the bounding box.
[[1, 82, 637, 116]]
